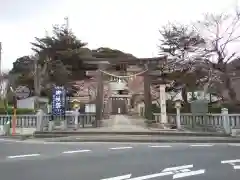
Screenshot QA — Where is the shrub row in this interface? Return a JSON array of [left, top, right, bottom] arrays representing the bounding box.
[[0, 108, 35, 115]]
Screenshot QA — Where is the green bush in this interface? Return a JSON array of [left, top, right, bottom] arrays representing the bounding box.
[[0, 108, 35, 115]]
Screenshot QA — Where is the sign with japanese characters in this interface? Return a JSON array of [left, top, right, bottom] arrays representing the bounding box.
[[15, 86, 30, 99], [52, 86, 66, 116]]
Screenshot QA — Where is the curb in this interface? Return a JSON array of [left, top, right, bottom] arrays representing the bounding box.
[[48, 138, 240, 143], [34, 131, 228, 137], [0, 135, 33, 141]]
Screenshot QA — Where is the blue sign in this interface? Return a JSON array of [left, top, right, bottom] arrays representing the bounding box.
[[52, 86, 66, 116]]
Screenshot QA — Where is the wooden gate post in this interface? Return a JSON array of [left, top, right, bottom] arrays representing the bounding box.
[[95, 66, 104, 127], [143, 66, 152, 121]]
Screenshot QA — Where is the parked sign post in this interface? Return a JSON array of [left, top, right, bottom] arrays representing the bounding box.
[[11, 86, 30, 136]]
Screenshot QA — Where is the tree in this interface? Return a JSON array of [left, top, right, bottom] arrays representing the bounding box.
[[31, 23, 88, 85], [158, 23, 206, 102], [195, 7, 240, 102], [91, 47, 136, 59], [9, 56, 35, 90], [30, 23, 91, 99]]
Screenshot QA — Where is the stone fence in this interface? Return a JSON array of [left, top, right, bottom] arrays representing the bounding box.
[[0, 110, 96, 135], [153, 108, 240, 134]]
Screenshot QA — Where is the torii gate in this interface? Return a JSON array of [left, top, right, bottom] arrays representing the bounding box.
[[83, 55, 168, 127]]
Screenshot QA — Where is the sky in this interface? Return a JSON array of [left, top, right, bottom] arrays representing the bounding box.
[[0, 0, 239, 71]]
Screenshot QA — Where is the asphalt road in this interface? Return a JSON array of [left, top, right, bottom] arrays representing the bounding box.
[[0, 139, 240, 180]]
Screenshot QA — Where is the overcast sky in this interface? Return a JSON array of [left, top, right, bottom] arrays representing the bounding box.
[[0, 0, 239, 71]]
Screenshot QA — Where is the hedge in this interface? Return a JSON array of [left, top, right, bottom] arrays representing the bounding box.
[[0, 108, 35, 115]]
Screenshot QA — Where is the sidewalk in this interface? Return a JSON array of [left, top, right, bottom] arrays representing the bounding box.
[[44, 135, 240, 143]]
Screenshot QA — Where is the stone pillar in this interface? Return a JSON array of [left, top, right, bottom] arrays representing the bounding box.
[[95, 65, 105, 127], [109, 97, 112, 115], [74, 109, 79, 129], [159, 84, 167, 124], [60, 119, 67, 130], [175, 101, 182, 130], [222, 108, 230, 135], [48, 120, 54, 131], [36, 109, 44, 131], [144, 68, 152, 120], [127, 97, 131, 113]]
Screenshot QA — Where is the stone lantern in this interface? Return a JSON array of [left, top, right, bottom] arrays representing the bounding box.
[[174, 99, 182, 130]]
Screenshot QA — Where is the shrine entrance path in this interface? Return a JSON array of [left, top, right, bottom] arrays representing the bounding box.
[[102, 115, 148, 131]]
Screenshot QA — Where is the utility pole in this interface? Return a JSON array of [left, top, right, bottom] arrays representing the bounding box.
[[34, 56, 41, 110], [0, 42, 1, 73]]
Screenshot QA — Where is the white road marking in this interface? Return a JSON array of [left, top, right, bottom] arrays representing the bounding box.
[[190, 144, 213, 147], [62, 150, 91, 154], [109, 147, 133, 150], [234, 165, 240, 169], [148, 145, 172, 148], [179, 169, 191, 173], [101, 174, 132, 180], [7, 154, 40, 159], [228, 144, 240, 147], [128, 172, 173, 180], [162, 164, 193, 172], [173, 169, 205, 179], [221, 159, 240, 164]]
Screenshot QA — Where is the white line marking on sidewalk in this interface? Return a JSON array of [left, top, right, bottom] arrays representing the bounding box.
[[149, 145, 172, 148], [162, 164, 193, 172], [173, 169, 205, 179], [109, 147, 133, 150], [101, 174, 132, 180], [190, 144, 213, 147], [221, 159, 240, 164], [7, 154, 40, 159], [62, 150, 91, 154]]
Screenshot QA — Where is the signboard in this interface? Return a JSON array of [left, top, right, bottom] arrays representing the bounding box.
[[15, 86, 30, 99], [190, 100, 208, 114], [52, 86, 66, 116]]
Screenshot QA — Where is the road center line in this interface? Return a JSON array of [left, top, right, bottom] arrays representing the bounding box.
[[7, 154, 40, 159], [190, 144, 213, 147], [149, 145, 172, 148], [62, 150, 91, 154], [109, 147, 133, 150]]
